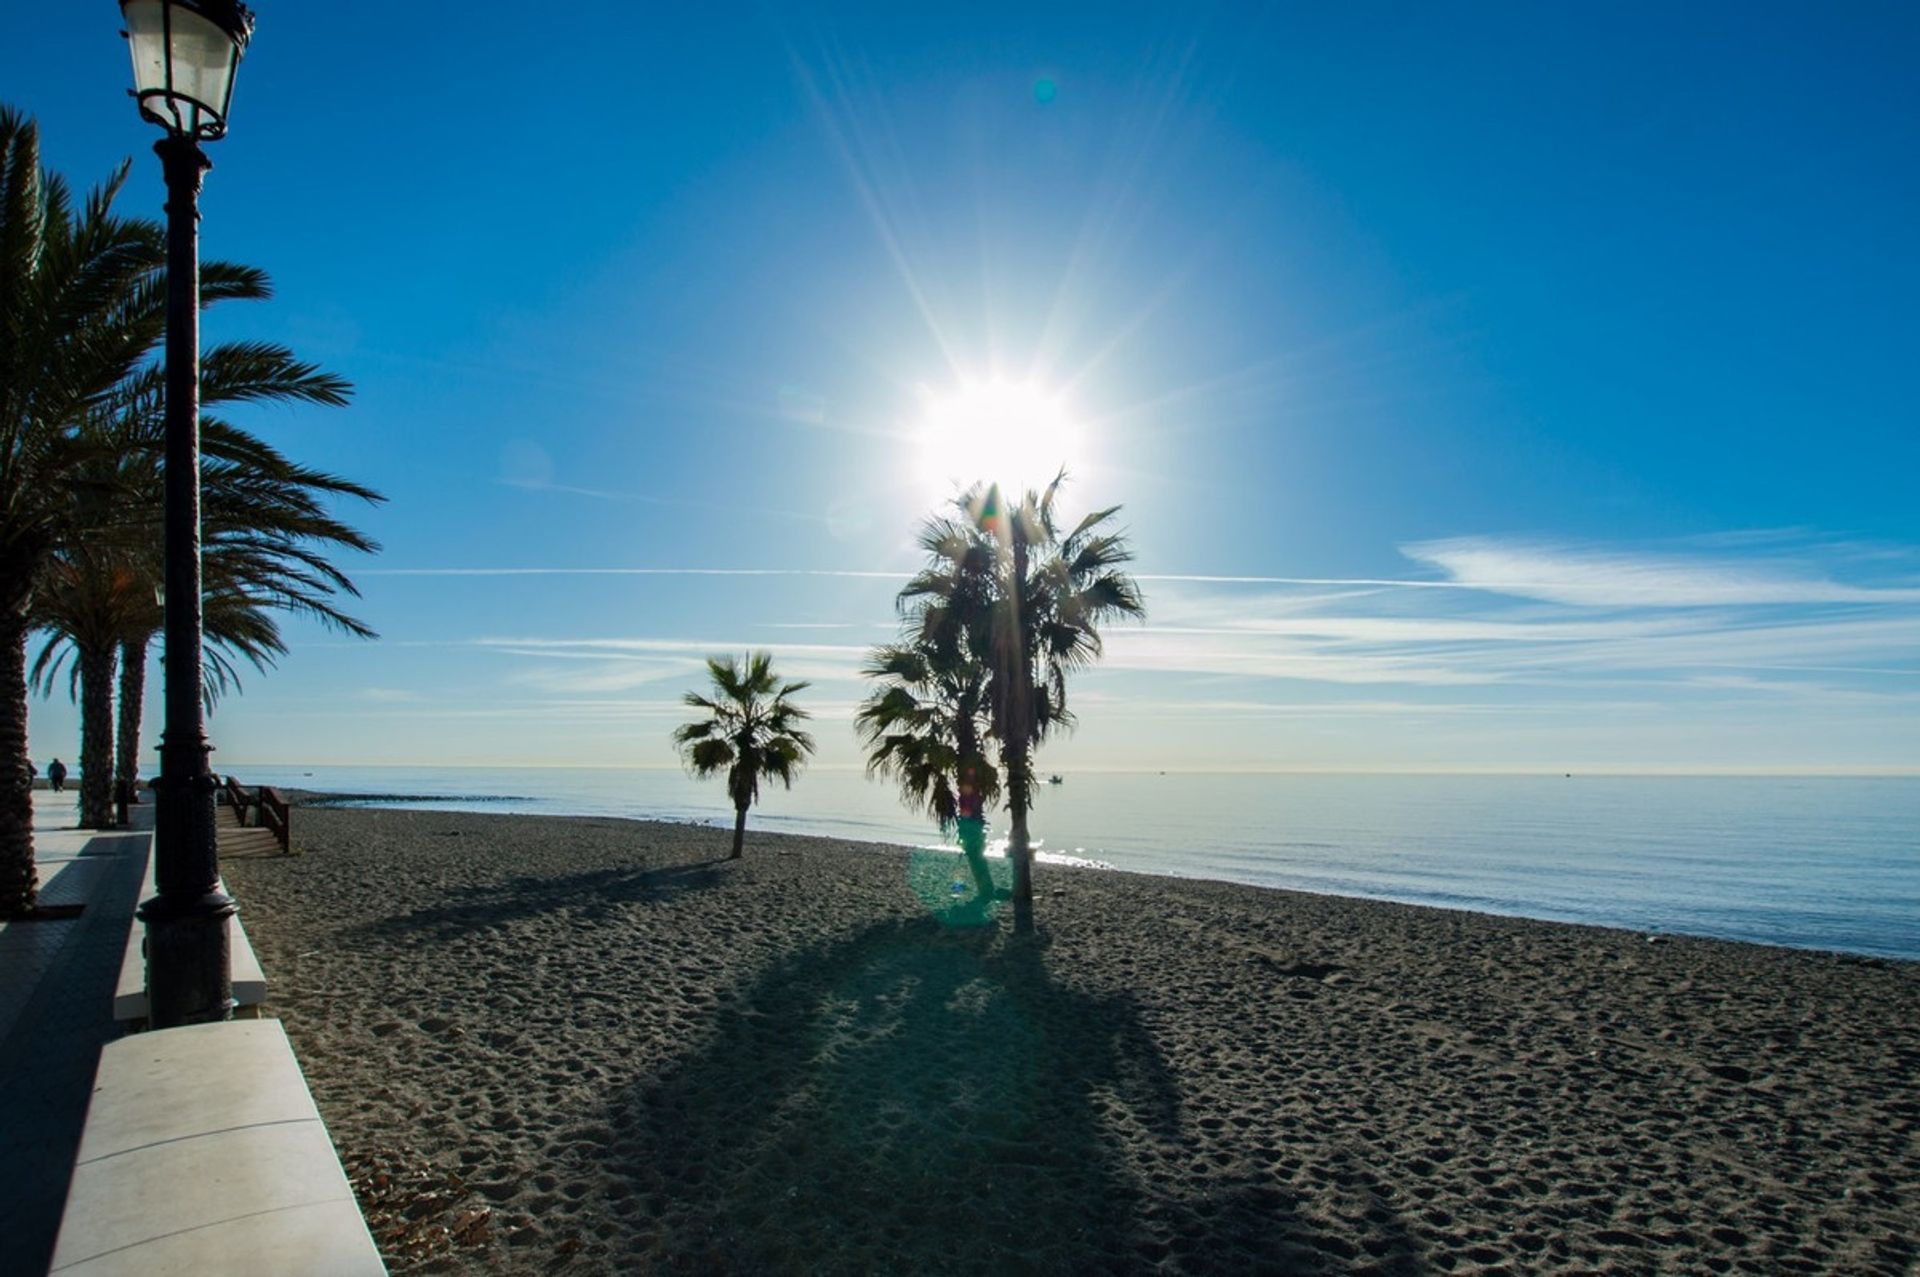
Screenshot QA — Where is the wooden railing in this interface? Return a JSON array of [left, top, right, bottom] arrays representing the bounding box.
[[221, 775, 291, 853], [222, 775, 250, 817], [257, 785, 290, 853]]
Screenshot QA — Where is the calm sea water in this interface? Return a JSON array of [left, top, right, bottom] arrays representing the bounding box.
[[228, 765, 1920, 961]]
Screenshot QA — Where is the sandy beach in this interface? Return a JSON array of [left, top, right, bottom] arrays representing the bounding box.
[[222, 806, 1918, 1274]]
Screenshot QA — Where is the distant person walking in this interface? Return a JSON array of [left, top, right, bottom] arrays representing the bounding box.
[[46, 758, 67, 793]]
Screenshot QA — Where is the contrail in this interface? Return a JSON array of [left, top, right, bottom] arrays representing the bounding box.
[[361, 566, 1472, 588]]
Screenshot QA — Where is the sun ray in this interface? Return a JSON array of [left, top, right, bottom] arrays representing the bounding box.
[[915, 378, 1085, 496]]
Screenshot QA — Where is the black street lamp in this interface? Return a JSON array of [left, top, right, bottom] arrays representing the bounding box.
[[122, 0, 255, 1029]]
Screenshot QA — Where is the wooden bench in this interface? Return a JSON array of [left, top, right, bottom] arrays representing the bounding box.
[[50, 1019, 385, 1275]]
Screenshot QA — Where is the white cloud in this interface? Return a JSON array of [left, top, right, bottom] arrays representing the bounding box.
[[364, 567, 903, 579], [507, 661, 694, 694], [475, 636, 870, 660], [355, 687, 424, 703], [1100, 630, 1498, 685], [1401, 537, 1920, 608], [474, 636, 872, 690]]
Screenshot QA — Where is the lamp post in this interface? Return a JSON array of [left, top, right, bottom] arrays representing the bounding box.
[[122, 0, 254, 1028]]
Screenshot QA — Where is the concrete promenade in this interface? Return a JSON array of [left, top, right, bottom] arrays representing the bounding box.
[[0, 793, 153, 1275]]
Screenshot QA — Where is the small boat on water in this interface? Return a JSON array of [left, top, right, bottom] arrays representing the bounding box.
[[1047, 774, 1064, 785]]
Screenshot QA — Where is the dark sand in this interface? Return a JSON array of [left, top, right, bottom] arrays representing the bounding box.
[[222, 807, 1919, 1275]]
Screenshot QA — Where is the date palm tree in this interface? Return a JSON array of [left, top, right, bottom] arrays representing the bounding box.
[[0, 107, 165, 910], [33, 425, 381, 828], [898, 474, 1144, 932], [1, 104, 366, 908], [674, 652, 814, 860]]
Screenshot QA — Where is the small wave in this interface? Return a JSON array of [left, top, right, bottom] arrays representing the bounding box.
[[909, 843, 1115, 872], [303, 792, 538, 807]]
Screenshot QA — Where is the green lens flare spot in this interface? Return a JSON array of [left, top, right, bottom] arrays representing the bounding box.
[[907, 847, 1008, 928], [1033, 77, 1058, 105]]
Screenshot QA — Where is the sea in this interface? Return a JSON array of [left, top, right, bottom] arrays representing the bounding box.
[[227, 765, 1920, 962]]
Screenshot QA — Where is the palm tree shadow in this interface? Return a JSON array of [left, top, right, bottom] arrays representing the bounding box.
[[595, 917, 1417, 1273], [358, 860, 727, 942]]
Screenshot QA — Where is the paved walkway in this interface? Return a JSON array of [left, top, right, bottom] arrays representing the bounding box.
[[0, 794, 153, 1277]]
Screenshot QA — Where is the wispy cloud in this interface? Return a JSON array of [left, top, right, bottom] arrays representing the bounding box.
[[1401, 537, 1920, 608], [505, 657, 695, 695], [1100, 630, 1499, 685], [363, 567, 904, 579], [475, 636, 871, 688], [355, 687, 425, 703], [475, 637, 870, 658], [760, 622, 873, 630], [366, 534, 1918, 723], [367, 565, 1480, 588], [1073, 696, 1675, 718]]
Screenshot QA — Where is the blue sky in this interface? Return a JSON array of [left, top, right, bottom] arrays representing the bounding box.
[[10, 2, 1919, 773]]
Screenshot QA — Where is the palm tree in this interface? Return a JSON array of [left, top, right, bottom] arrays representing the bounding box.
[[0, 107, 163, 910], [23, 148, 376, 829], [858, 635, 1003, 907], [111, 572, 289, 817], [30, 546, 141, 828], [855, 640, 998, 832], [898, 474, 1144, 931], [674, 653, 815, 859], [33, 431, 381, 828], [1, 104, 365, 908]]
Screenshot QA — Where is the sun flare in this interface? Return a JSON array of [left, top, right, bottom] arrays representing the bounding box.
[[914, 379, 1084, 496]]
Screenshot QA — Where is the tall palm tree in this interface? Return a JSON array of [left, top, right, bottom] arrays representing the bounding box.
[[1, 104, 362, 908], [33, 432, 381, 828], [30, 547, 140, 828], [674, 653, 815, 859], [112, 570, 289, 815], [25, 166, 376, 828], [899, 474, 1144, 931], [0, 107, 162, 911]]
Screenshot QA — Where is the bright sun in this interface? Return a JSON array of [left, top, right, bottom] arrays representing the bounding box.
[[914, 379, 1084, 495]]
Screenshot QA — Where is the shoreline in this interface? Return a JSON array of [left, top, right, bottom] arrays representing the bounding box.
[[225, 805, 1918, 1274], [286, 791, 1915, 964]]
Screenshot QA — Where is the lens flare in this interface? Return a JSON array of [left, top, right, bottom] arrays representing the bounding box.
[[915, 379, 1083, 495]]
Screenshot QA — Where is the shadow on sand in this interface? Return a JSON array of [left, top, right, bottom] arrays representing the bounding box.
[[596, 917, 1421, 1273], [360, 860, 727, 941]]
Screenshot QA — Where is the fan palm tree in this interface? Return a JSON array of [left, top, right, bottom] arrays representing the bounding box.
[[857, 636, 1002, 906], [674, 653, 815, 859], [855, 641, 998, 831], [898, 474, 1144, 931]]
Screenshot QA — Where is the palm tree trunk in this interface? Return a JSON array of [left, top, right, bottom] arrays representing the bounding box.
[[1008, 527, 1035, 934], [117, 637, 146, 807], [731, 802, 748, 859], [0, 586, 38, 915], [77, 640, 116, 829], [1006, 736, 1034, 933]]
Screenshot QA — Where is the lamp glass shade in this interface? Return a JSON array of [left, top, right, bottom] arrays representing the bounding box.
[[122, 0, 248, 139]]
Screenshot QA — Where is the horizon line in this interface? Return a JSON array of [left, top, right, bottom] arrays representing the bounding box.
[[216, 760, 1920, 778]]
